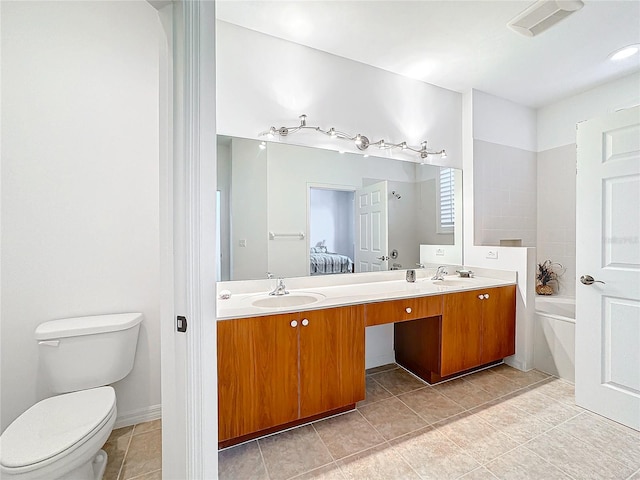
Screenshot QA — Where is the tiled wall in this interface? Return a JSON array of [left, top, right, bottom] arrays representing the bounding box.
[[537, 144, 577, 297], [473, 140, 537, 247]]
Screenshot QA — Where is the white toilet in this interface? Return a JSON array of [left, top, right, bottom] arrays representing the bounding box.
[[0, 313, 143, 480]]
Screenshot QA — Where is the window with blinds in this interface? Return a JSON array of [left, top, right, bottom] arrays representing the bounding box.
[[437, 167, 455, 233]]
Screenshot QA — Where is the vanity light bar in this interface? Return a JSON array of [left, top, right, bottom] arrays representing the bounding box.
[[261, 114, 447, 160]]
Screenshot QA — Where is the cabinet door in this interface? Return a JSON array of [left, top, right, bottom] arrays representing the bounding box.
[[299, 305, 365, 418], [481, 285, 516, 364], [217, 314, 299, 441], [441, 290, 484, 376]]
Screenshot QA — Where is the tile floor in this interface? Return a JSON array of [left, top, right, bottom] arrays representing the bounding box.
[[103, 418, 162, 480], [218, 364, 640, 480]]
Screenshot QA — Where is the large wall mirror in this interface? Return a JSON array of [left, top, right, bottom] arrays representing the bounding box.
[[217, 136, 462, 282]]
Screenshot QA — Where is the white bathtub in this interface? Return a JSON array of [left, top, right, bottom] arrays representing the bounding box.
[[534, 296, 575, 382]]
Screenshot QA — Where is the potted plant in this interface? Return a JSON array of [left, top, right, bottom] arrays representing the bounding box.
[[536, 260, 563, 295]]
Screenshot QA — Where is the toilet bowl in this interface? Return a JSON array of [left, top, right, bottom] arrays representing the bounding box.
[[0, 313, 142, 480], [0, 387, 117, 480]]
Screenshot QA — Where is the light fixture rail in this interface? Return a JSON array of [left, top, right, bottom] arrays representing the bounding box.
[[261, 114, 446, 160]]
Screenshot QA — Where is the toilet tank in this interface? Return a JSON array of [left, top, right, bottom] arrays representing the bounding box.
[[35, 313, 143, 394]]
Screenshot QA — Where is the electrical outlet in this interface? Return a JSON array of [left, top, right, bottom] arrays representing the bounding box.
[[486, 250, 498, 259], [436, 248, 445, 256]]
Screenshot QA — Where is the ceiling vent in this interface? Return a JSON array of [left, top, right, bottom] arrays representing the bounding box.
[[508, 0, 584, 37]]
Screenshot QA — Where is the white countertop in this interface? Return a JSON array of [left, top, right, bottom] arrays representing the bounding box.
[[217, 270, 516, 320]]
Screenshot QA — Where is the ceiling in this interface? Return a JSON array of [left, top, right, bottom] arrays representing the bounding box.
[[216, 0, 640, 108]]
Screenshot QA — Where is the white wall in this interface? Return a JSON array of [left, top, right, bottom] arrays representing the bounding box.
[[537, 144, 577, 297], [230, 138, 268, 280], [537, 72, 640, 152], [309, 189, 354, 259], [216, 21, 462, 170], [536, 73, 640, 298], [1, 1, 161, 430], [470, 90, 538, 248], [474, 140, 537, 247]]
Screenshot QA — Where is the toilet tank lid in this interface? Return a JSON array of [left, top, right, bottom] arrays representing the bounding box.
[[34, 313, 143, 340]]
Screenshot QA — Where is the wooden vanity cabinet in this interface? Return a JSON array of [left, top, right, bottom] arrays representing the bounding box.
[[395, 285, 516, 383], [217, 305, 365, 445]]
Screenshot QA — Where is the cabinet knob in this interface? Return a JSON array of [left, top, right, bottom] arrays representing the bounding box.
[[478, 294, 484, 300], [290, 320, 298, 328], [302, 318, 309, 326], [484, 294, 490, 299], [405, 307, 412, 314]]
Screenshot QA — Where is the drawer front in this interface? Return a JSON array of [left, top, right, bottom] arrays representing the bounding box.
[[365, 295, 443, 326]]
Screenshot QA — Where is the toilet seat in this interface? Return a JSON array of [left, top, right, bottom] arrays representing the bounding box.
[[0, 387, 116, 475]]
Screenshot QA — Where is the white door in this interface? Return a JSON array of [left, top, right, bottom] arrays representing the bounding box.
[[355, 181, 389, 272], [575, 106, 640, 430]]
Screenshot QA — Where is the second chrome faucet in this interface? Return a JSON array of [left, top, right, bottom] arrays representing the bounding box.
[[431, 265, 449, 281], [269, 278, 289, 296]]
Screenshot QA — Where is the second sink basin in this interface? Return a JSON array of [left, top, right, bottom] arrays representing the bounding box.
[[251, 292, 326, 308]]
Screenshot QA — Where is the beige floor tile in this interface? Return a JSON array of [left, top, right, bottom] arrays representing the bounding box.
[[489, 365, 550, 388], [434, 378, 497, 409], [527, 377, 576, 405], [459, 467, 500, 479], [556, 412, 640, 469], [369, 367, 426, 395], [464, 370, 522, 397], [357, 376, 393, 407], [501, 389, 581, 426], [291, 462, 346, 480], [132, 419, 161, 435], [397, 387, 465, 424], [358, 396, 427, 440], [434, 413, 518, 464], [218, 440, 268, 480], [390, 427, 480, 479], [526, 427, 636, 479], [313, 411, 385, 460], [120, 428, 162, 480], [103, 426, 133, 480], [259, 425, 333, 480], [366, 364, 398, 375], [337, 444, 420, 480], [471, 399, 554, 443], [485, 446, 571, 480], [127, 470, 162, 480]]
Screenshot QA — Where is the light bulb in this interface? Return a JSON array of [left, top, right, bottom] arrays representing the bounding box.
[[259, 141, 266, 150]]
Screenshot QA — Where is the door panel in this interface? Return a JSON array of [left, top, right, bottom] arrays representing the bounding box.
[[576, 106, 640, 430], [355, 181, 388, 272], [299, 306, 365, 418], [217, 314, 299, 441], [481, 286, 516, 364], [441, 291, 483, 376]]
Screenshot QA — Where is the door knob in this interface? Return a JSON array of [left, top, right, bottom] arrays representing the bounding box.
[[405, 307, 412, 314], [301, 318, 309, 326], [377, 255, 389, 261], [290, 320, 298, 328], [580, 275, 605, 285]]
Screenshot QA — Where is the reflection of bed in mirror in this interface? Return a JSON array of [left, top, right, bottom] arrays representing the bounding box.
[[309, 246, 353, 275]]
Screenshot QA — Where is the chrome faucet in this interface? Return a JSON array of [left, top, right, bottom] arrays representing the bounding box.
[[269, 278, 289, 296], [431, 265, 448, 281]]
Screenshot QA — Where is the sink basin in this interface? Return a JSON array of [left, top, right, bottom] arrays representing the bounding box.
[[251, 293, 326, 308], [431, 279, 475, 288]]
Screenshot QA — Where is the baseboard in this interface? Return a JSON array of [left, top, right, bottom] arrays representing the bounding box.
[[114, 404, 162, 429]]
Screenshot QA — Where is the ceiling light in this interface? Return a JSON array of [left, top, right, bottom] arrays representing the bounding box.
[[260, 114, 446, 161], [610, 45, 640, 61]]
